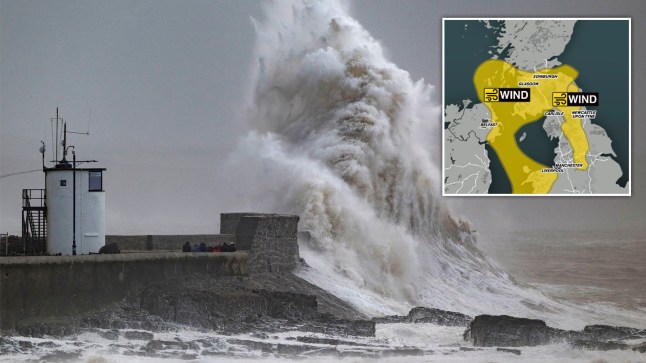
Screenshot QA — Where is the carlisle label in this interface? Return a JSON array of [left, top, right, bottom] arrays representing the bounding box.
[[483, 88, 530, 102], [552, 92, 599, 107]]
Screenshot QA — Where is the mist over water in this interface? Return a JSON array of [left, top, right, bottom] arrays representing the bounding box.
[[216, 0, 644, 329]]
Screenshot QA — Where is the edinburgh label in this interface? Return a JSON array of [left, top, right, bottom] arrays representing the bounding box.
[[483, 88, 531, 102], [552, 92, 599, 107]]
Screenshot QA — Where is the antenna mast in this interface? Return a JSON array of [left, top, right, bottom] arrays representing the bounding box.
[[51, 107, 65, 163]]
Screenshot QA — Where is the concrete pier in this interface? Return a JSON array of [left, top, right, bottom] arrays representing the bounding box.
[[0, 213, 300, 333], [0, 252, 247, 331]]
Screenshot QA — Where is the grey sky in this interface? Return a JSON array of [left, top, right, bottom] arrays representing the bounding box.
[[1, 0, 644, 236]]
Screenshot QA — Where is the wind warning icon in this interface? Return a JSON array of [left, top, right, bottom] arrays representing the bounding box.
[[484, 88, 499, 102], [552, 92, 568, 106]]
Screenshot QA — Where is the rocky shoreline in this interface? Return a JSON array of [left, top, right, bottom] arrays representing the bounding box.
[[4, 269, 645, 359]]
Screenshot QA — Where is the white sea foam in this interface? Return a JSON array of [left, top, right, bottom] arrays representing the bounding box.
[[2, 324, 645, 362]]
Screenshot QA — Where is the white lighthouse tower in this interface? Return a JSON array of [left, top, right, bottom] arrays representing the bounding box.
[[36, 109, 106, 255]]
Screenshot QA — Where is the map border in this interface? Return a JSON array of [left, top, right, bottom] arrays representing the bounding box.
[[441, 17, 632, 197]]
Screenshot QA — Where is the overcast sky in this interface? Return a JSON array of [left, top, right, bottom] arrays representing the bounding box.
[[1, 0, 644, 237]]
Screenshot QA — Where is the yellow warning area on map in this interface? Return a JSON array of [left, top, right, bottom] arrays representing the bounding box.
[[473, 59, 590, 194]]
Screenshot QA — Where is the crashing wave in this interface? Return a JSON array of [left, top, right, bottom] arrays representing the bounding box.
[[215, 0, 644, 329]]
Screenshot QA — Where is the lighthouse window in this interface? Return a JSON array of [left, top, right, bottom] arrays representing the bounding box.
[[60, 180, 67, 186], [88, 171, 103, 191]]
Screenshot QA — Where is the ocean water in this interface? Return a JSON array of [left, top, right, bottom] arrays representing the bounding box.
[[480, 229, 646, 313]]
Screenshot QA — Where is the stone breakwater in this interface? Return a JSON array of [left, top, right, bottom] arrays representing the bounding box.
[[0, 213, 301, 333], [0, 252, 248, 331], [1, 213, 379, 346]]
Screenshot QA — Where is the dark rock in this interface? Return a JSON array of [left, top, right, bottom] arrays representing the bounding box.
[[571, 340, 628, 351], [144, 340, 164, 352], [466, 314, 644, 352], [79, 305, 169, 332], [406, 307, 472, 326], [296, 336, 364, 346], [0, 337, 18, 355], [227, 345, 249, 353], [99, 330, 119, 340], [63, 272, 369, 342], [344, 319, 376, 336], [138, 284, 320, 333], [98, 242, 120, 254], [632, 343, 646, 353], [629, 330, 646, 340], [38, 350, 82, 362], [373, 307, 472, 327], [459, 346, 481, 351], [138, 276, 374, 337], [123, 330, 154, 340], [15, 319, 78, 338], [187, 341, 200, 350], [18, 340, 33, 349], [582, 324, 640, 341], [300, 318, 376, 337], [109, 343, 137, 350], [251, 332, 269, 339], [465, 315, 562, 347], [227, 338, 275, 352], [260, 290, 319, 320], [497, 347, 521, 355], [143, 340, 192, 353]]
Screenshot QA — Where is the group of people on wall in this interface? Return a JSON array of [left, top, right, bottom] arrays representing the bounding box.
[[182, 241, 237, 253]]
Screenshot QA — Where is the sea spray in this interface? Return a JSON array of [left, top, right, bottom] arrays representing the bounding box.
[[215, 0, 644, 329]]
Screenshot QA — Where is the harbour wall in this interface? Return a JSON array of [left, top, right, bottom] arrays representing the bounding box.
[[0, 252, 247, 331], [0, 213, 301, 332]]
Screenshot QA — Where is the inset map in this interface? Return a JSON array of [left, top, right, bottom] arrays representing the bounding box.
[[443, 18, 630, 195]]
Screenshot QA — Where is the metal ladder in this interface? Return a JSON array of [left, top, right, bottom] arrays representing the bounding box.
[[22, 189, 47, 254]]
